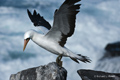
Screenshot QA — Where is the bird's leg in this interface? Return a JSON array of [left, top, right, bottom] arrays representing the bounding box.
[[56, 54, 63, 67]]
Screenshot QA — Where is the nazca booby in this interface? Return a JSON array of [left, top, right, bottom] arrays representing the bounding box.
[[23, 0, 91, 64]]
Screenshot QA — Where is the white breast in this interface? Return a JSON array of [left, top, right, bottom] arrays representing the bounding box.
[[31, 33, 63, 55]]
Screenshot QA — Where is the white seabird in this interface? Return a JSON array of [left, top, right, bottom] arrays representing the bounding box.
[[23, 0, 91, 64]]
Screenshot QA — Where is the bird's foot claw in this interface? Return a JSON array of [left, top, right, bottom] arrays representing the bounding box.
[[56, 54, 63, 67]]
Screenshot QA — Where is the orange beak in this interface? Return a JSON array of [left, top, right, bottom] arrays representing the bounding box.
[[23, 38, 30, 51]]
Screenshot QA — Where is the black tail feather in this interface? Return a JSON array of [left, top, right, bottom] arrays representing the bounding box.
[[70, 57, 79, 63], [70, 54, 91, 63], [77, 54, 91, 63]]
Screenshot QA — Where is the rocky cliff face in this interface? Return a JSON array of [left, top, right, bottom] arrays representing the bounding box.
[[10, 62, 67, 80]]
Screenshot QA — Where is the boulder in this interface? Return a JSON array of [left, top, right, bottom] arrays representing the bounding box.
[[10, 62, 67, 80], [95, 42, 120, 73], [105, 42, 120, 57], [77, 69, 120, 80]]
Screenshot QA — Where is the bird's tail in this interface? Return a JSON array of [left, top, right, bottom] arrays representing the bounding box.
[[70, 54, 91, 63], [63, 47, 91, 63]]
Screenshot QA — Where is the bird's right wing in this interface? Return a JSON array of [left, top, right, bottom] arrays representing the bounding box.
[[45, 0, 81, 47], [27, 9, 51, 30]]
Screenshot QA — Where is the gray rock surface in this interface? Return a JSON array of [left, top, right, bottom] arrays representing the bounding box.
[[10, 62, 67, 80], [77, 69, 120, 80]]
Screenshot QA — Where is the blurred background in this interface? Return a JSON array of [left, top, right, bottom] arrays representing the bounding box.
[[0, 0, 120, 80]]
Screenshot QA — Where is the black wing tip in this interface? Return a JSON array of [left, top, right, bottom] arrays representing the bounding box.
[[27, 9, 30, 14], [78, 4, 81, 6], [27, 9, 34, 22], [33, 10, 37, 15], [27, 9, 32, 15], [47, 25, 51, 30], [33, 10, 36, 13], [34, 9, 36, 12], [27, 9, 29, 11], [27, 9, 29, 12], [64, 0, 81, 5], [27, 9, 51, 29], [27, 9, 38, 16]]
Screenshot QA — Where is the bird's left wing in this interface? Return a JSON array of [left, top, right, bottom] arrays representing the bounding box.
[[27, 9, 51, 30], [45, 0, 81, 47]]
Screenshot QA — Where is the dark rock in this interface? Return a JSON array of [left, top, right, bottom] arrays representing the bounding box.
[[105, 42, 120, 57], [94, 42, 120, 73], [77, 69, 120, 80], [10, 62, 67, 80]]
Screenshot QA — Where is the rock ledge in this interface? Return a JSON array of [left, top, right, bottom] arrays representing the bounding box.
[[10, 62, 67, 80]]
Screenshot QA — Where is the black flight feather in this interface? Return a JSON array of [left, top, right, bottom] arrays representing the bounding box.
[[27, 9, 51, 30]]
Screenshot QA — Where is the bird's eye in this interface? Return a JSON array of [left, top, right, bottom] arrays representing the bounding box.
[[26, 38, 30, 40]]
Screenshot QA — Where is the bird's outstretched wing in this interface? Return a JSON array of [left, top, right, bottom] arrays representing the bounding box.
[[46, 0, 81, 47], [27, 9, 51, 30]]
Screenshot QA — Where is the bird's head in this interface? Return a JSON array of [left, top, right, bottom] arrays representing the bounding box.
[[23, 30, 34, 51]]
